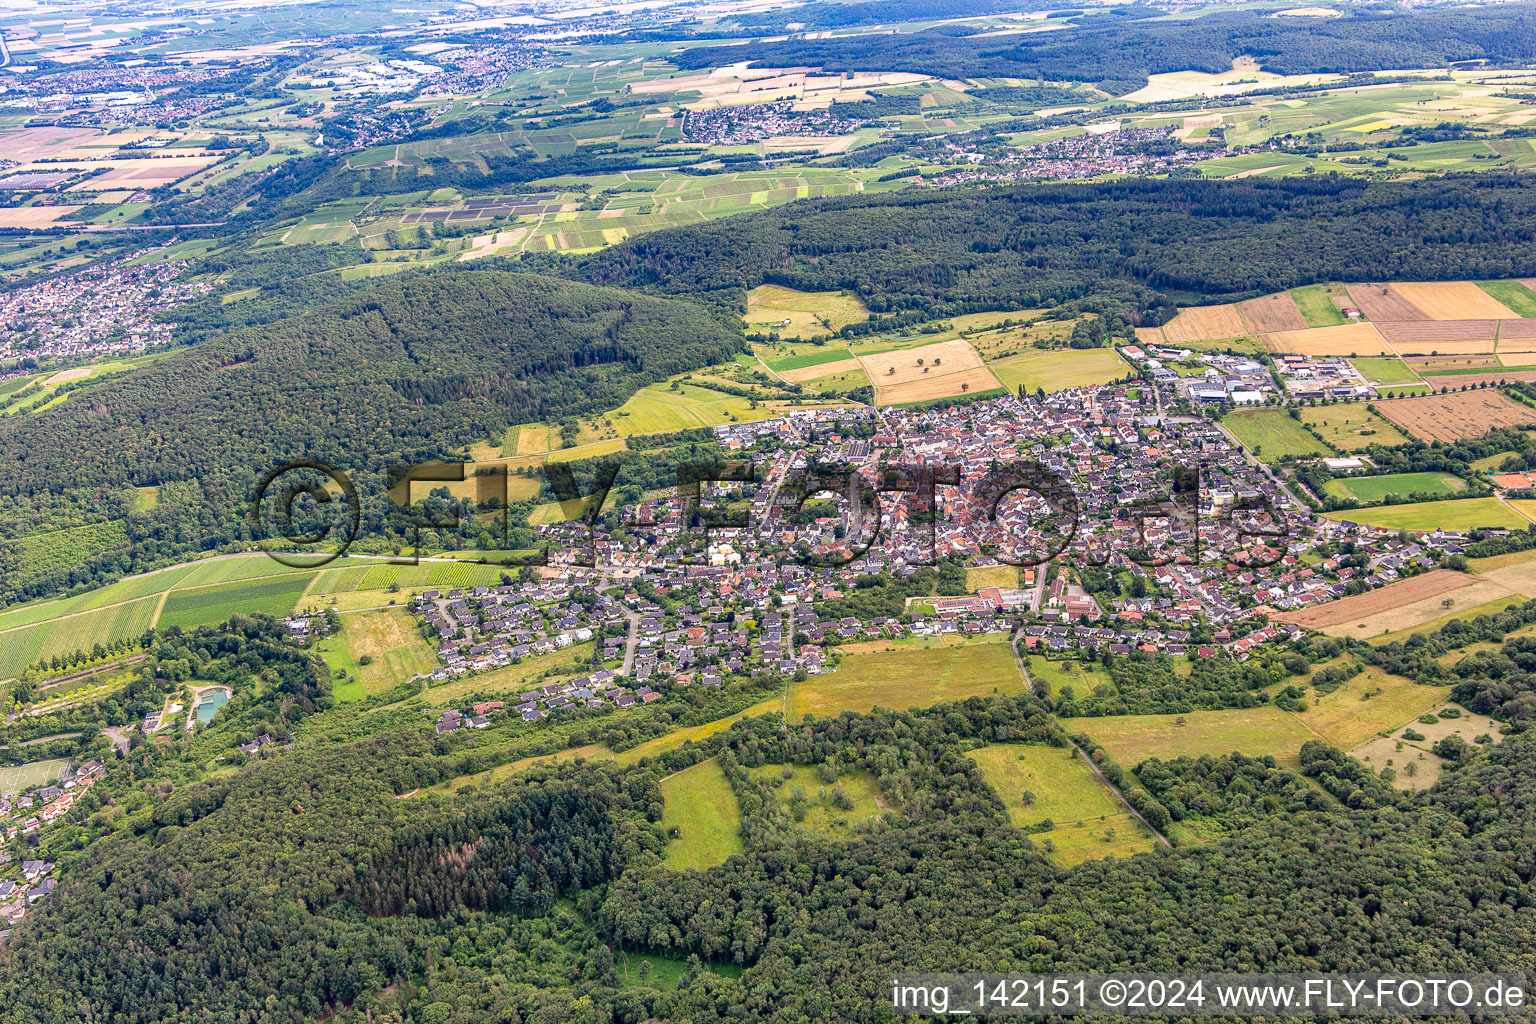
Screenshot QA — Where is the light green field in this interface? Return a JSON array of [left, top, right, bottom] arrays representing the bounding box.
[[1294, 664, 1451, 751], [1349, 357, 1424, 386], [661, 758, 744, 871], [0, 757, 70, 796], [338, 609, 437, 695], [607, 382, 801, 435], [1300, 405, 1410, 450], [762, 347, 856, 373], [745, 285, 870, 340], [748, 763, 885, 836], [1068, 707, 1317, 773], [1472, 451, 1523, 473], [967, 742, 1158, 866], [1222, 409, 1331, 460], [788, 637, 1024, 719], [988, 347, 1129, 395], [1478, 280, 1536, 318], [376, 644, 593, 710], [1323, 472, 1466, 503], [1323, 497, 1529, 531], [1290, 284, 1350, 328]]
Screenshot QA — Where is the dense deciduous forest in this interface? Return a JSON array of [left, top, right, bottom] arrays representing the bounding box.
[[0, 272, 740, 605], [574, 175, 1536, 319], [9, 675, 1535, 1024], [672, 5, 1536, 94]]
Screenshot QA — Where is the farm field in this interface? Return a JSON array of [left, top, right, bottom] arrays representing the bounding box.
[[660, 758, 744, 871], [0, 757, 70, 796], [859, 339, 1001, 405], [1260, 322, 1392, 356], [787, 637, 1024, 719], [1349, 356, 1424, 386], [966, 742, 1158, 865], [1280, 569, 1525, 639], [1300, 405, 1409, 450], [1159, 303, 1246, 344], [1290, 284, 1350, 327], [1368, 596, 1534, 646], [744, 286, 869, 340], [157, 575, 312, 631], [1392, 281, 1520, 320], [1373, 391, 1536, 443], [1236, 292, 1308, 333], [748, 763, 885, 837], [1221, 409, 1330, 460], [1477, 280, 1536, 318], [1069, 707, 1315, 772], [987, 347, 1129, 395], [1321, 471, 1465, 503]]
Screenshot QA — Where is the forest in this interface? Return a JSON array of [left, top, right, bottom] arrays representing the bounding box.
[[6, 670, 1536, 1024], [574, 174, 1536, 317], [0, 272, 741, 606], [672, 5, 1536, 94]]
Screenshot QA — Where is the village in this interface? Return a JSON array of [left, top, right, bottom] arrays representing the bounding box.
[[401, 382, 1448, 729]]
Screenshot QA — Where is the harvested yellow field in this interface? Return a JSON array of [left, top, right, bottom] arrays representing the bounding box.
[[1387, 338, 1496, 356], [1134, 327, 1165, 345], [1160, 303, 1246, 344], [779, 357, 862, 383], [1393, 281, 1521, 320], [1309, 576, 1524, 640], [0, 205, 82, 228], [1260, 322, 1392, 355], [861, 339, 1002, 405]]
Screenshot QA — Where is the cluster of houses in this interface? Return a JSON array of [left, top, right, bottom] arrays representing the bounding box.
[[0, 247, 211, 363], [0, 760, 103, 928]]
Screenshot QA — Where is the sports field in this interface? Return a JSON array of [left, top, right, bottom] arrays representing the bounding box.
[[1300, 405, 1409, 450], [661, 758, 744, 871], [987, 347, 1129, 394], [0, 757, 70, 796], [1221, 409, 1330, 460], [787, 637, 1025, 719], [749, 763, 884, 836], [967, 742, 1157, 866], [1322, 472, 1465, 503]]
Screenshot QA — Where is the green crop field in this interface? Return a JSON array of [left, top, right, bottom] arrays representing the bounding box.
[[1222, 409, 1331, 460], [966, 742, 1158, 866], [1290, 284, 1350, 327], [1068, 707, 1317, 772], [762, 347, 856, 373], [0, 594, 162, 681], [1479, 280, 1536, 318], [1322, 472, 1466, 503], [0, 757, 70, 796], [748, 763, 884, 837], [988, 347, 1130, 395], [660, 758, 744, 871], [1349, 357, 1424, 386], [1323, 496, 1529, 532], [606, 382, 792, 435], [787, 637, 1025, 719], [157, 575, 313, 631]]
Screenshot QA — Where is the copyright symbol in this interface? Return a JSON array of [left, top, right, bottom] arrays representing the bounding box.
[[1100, 979, 1126, 1008], [248, 460, 360, 568]]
